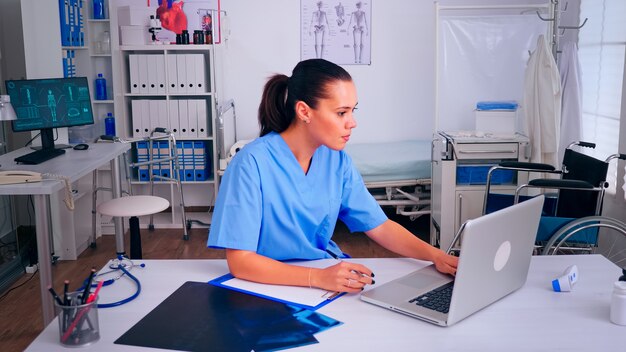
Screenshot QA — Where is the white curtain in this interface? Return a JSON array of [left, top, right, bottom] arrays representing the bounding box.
[[437, 15, 547, 132]]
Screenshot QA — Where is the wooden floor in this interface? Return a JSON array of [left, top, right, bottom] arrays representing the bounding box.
[[0, 215, 427, 352]]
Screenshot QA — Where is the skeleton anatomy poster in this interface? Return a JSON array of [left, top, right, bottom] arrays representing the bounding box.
[[301, 1, 371, 65]]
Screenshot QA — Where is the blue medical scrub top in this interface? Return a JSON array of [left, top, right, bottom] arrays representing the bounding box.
[[207, 132, 387, 261]]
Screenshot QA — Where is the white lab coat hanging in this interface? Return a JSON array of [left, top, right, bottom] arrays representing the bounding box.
[[523, 34, 562, 168]]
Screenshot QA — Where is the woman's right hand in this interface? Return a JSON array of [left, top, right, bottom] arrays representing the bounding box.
[[311, 261, 375, 293]]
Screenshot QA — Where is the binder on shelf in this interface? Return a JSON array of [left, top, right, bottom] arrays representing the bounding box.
[[169, 100, 180, 135], [158, 140, 170, 179], [77, 0, 84, 46], [129, 54, 140, 94], [166, 54, 178, 94], [178, 99, 189, 138], [138, 55, 149, 94], [185, 54, 196, 92], [176, 141, 185, 181], [196, 99, 208, 138], [183, 141, 195, 181], [157, 100, 169, 132], [59, 0, 71, 46], [156, 54, 167, 94], [187, 99, 198, 138], [151, 141, 161, 179], [193, 141, 208, 181], [194, 54, 206, 93], [131, 99, 143, 138], [136, 141, 150, 181], [141, 99, 151, 137], [148, 100, 163, 137], [176, 54, 187, 94], [147, 55, 158, 95]]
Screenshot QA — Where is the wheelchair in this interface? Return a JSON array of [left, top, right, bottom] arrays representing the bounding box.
[[482, 141, 626, 257]]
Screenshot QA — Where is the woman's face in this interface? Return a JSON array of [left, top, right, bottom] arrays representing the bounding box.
[[306, 80, 358, 151]]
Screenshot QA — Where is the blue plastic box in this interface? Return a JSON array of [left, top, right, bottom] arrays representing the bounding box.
[[456, 165, 515, 185]]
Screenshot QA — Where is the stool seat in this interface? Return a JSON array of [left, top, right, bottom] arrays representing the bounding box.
[[97, 195, 169, 217]]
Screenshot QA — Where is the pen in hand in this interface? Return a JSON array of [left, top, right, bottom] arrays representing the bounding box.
[[325, 248, 373, 279]]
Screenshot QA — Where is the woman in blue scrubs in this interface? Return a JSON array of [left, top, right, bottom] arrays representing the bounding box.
[[208, 59, 458, 293]]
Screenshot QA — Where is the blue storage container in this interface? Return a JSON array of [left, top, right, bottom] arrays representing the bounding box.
[[456, 165, 515, 185]]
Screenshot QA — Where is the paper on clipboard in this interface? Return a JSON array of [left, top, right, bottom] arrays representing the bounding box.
[[208, 259, 345, 310]]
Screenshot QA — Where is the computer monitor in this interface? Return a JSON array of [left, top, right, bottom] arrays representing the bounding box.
[[5, 77, 94, 151]]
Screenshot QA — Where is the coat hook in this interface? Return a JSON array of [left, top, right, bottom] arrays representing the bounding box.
[[558, 17, 588, 30], [536, 11, 554, 21]]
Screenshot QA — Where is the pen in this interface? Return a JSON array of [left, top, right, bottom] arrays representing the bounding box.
[[63, 280, 70, 306], [81, 268, 96, 304], [326, 248, 373, 278], [48, 286, 64, 306]]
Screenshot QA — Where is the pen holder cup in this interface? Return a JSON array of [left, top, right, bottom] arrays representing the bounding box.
[[55, 291, 100, 347]]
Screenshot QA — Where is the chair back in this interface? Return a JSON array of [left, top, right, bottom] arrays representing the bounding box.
[[557, 149, 609, 218]]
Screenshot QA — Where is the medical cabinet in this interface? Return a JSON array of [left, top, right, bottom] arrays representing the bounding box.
[[431, 131, 530, 251]]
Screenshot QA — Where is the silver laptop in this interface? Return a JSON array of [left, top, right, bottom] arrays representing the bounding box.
[[361, 195, 544, 326]]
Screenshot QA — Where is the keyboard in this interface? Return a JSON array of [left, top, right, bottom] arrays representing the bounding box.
[[15, 148, 66, 165], [409, 281, 454, 314]]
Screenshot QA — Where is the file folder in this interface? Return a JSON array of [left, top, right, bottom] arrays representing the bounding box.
[[129, 54, 140, 93], [138, 55, 149, 94], [194, 54, 206, 93], [176, 141, 184, 181], [131, 100, 143, 138], [187, 99, 197, 138], [166, 54, 178, 94], [136, 141, 149, 181], [196, 99, 208, 138], [169, 100, 180, 136], [156, 99, 169, 132], [150, 141, 160, 179], [156, 54, 166, 94], [158, 140, 170, 179], [141, 100, 151, 137], [192, 141, 204, 181], [178, 99, 189, 138], [185, 54, 196, 92], [182, 141, 194, 181], [147, 55, 158, 95], [176, 54, 187, 94]]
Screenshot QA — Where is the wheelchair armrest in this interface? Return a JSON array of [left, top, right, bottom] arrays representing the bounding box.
[[528, 178, 594, 189], [498, 161, 556, 172]]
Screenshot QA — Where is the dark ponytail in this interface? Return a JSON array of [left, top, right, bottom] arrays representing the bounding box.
[[258, 59, 352, 137]]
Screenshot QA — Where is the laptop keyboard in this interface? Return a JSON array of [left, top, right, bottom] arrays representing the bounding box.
[[409, 281, 454, 314]]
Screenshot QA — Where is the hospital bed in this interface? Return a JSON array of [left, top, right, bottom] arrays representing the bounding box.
[[344, 140, 432, 220]]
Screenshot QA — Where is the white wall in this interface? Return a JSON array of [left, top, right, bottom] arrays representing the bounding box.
[[220, 0, 557, 143]]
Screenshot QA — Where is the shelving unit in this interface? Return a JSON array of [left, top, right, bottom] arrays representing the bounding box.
[[114, 43, 224, 229]]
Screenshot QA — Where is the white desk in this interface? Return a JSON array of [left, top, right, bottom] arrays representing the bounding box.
[[27, 255, 624, 351], [0, 143, 130, 325]]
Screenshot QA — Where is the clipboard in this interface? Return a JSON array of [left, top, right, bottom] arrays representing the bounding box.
[[209, 273, 345, 311]]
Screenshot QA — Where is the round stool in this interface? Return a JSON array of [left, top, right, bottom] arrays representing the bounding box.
[[97, 195, 169, 259]]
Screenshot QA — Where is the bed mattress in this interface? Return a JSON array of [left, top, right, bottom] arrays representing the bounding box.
[[344, 140, 432, 183]]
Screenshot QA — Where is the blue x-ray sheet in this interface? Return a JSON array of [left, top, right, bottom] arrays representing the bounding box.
[[115, 281, 342, 352]]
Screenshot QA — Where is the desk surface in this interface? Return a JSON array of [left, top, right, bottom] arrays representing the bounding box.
[[27, 255, 623, 351], [0, 143, 130, 195]]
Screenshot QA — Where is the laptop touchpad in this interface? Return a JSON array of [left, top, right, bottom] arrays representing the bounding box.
[[398, 270, 448, 290]]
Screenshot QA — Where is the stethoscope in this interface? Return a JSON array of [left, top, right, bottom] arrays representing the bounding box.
[[80, 255, 144, 308]]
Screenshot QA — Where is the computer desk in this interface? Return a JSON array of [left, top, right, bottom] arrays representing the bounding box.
[[0, 142, 130, 326], [26, 255, 623, 351]]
